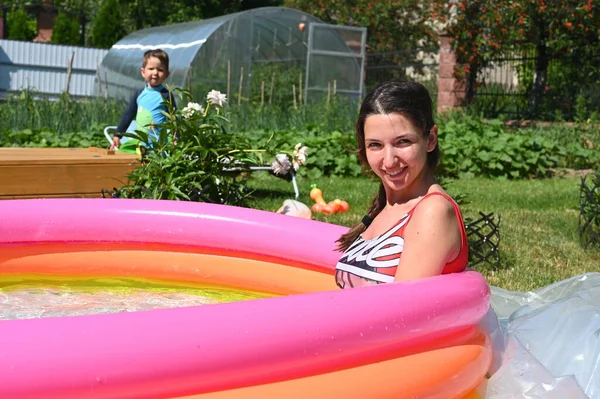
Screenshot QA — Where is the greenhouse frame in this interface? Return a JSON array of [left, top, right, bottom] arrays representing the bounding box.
[[97, 7, 366, 106]]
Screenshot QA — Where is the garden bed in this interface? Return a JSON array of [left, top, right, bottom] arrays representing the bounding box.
[[0, 147, 138, 199]]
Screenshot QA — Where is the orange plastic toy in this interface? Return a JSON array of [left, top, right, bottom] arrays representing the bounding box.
[[309, 184, 350, 215]]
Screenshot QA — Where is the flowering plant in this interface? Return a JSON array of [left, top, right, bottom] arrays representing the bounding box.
[[271, 143, 309, 178], [118, 88, 280, 204]]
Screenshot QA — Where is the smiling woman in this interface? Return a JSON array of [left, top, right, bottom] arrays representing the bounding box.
[[335, 79, 468, 287]]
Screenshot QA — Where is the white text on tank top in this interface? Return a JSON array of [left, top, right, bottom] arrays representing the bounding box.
[[341, 214, 410, 268]]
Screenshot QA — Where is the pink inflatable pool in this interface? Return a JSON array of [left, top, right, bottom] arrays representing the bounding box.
[[0, 198, 491, 398]]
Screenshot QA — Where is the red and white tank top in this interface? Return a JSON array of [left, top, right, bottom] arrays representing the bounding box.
[[335, 192, 469, 289]]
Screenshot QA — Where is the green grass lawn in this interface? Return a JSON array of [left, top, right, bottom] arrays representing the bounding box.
[[245, 172, 600, 292]]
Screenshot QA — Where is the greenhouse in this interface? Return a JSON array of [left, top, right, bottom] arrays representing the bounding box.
[[98, 7, 366, 106]]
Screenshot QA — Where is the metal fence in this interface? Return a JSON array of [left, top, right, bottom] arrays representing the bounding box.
[[0, 39, 108, 99], [474, 43, 600, 120]]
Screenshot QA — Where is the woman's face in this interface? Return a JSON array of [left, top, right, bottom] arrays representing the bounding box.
[[363, 113, 437, 200]]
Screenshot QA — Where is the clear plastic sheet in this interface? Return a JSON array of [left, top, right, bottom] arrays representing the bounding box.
[[482, 272, 600, 399]]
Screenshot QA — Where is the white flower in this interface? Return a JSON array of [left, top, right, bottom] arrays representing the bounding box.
[[271, 154, 292, 175], [181, 102, 205, 119], [292, 143, 308, 170], [294, 143, 308, 157], [207, 90, 227, 107]]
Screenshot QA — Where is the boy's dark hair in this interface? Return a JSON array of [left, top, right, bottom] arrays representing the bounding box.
[[336, 80, 439, 252], [143, 49, 169, 71]]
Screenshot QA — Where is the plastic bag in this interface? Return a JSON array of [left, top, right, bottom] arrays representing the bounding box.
[[482, 273, 600, 398]]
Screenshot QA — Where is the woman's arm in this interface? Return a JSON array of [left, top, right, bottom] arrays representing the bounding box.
[[394, 195, 462, 282]]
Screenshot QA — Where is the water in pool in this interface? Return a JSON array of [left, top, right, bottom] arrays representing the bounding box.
[[0, 275, 272, 320]]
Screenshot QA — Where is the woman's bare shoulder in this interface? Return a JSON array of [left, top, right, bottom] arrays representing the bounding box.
[[413, 193, 456, 221], [408, 186, 460, 233]]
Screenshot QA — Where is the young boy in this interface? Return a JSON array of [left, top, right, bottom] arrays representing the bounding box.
[[110, 49, 176, 152]]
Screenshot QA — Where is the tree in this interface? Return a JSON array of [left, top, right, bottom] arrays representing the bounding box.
[[437, 0, 600, 114], [283, 0, 439, 53], [166, 0, 243, 23], [7, 6, 37, 41], [240, 0, 283, 11], [91, 0, 126, 48], [54, 0, 269, 43], [51, 11, 81, 45], [120, 0, 245, 29], [53, 0, 103, 46], [431, 1, 514, 103], [283, 0, 441, 89], [511, 0, 600, 114]]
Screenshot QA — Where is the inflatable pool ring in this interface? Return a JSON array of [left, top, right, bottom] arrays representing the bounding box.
[[0, 198, 492, 398]]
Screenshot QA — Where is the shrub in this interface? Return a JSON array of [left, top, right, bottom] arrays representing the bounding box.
[[7, 6, 37, 41], [117, 89, 289, 204], [51, 12, 80, 46], [0, 126, 107, 148], [579, 172, 600, 248], [437, 117, 561, 179], [92, 0, 126, 48]]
